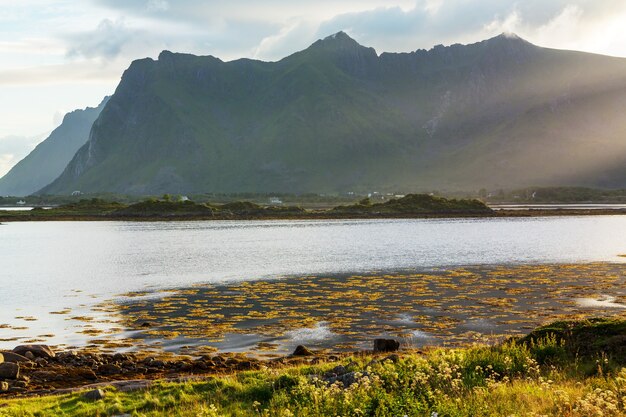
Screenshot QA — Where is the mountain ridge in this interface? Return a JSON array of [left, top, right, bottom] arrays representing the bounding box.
[[0, 97, 109, 196], [40, 33, 626, 195]]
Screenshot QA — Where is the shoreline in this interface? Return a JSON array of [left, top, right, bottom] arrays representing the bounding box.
[[1, 208, 626, 222], [1, 317, 625, 400]]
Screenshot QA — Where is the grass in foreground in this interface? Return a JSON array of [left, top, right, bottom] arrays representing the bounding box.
[[2, 319, 626, 417]]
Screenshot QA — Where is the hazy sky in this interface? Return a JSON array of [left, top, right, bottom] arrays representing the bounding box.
[[1, 0, 626, 175]]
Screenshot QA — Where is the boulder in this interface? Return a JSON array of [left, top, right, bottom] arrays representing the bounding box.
[[383, 354, 400, 363], [150, 360, 165, 368], [236, 361, 255, 370], [325, 371, 368, 388], [34, 358, 48, 367], [57, 351, 78, 363], [0, 362, 19, 379], [72, 368, 98, 381], [31, 370, 57, 382], [12, 381, 28, 389], [82, 388, 105, 401], [13, 344, 55, 359], [212, 355, 225, 364], [0, 351, 31, 363], [0, 381, 8, 392], [116, 380, 152, 392], [292, 345, 313, 356], [324, 365, 348, 379], [112, 353, 130, 362], [373, 338, 400, 353], [98, 363, 122, 375], [225, 358, 240, 366]]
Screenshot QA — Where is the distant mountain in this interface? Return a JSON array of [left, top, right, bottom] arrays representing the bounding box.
[[0, 134, 43, 178], [41, 33, 626, 195], [0, 97, 108, 196]]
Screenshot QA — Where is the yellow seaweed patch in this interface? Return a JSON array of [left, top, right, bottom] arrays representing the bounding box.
[[49, 309, 72, 315], [15, 316, 38, 321], [83, 263, 626, 355]]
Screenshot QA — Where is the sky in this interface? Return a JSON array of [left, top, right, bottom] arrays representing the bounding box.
[[2, 0, 626, 176]]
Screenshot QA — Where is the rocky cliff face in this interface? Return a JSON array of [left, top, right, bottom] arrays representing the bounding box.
[[41, 33, 626, 195], [0, 97, 109, 196]]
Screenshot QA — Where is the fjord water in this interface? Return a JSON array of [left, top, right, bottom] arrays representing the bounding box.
[[1, 216, 625, 349]]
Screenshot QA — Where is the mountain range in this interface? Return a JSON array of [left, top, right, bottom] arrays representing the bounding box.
[[9, 32, 626, 195], [0, 97, 108, 196]]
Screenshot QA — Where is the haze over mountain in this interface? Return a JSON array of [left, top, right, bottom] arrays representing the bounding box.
[[0, 97, 108, 196], [41, 33, 626, 195], [0, 134, 43, 178]]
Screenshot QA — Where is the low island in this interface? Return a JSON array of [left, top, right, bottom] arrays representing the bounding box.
[[0, 194, 494, 221], [1, 193, 624, 222]]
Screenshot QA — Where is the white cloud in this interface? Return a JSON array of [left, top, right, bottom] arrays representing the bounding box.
[[253, 20, 318, 61], [483, 10, 522, 35], [66, 18, 136, 60], [2, 0, 626, 149], [146, 0, 169, 12], [95, 0, 417, 23], [531, 5, 585, 49], [0, 61, 122, 86]]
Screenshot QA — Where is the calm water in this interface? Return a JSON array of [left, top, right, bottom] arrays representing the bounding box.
[[1, 216, 625, 350], [489, 203, 626, 210]]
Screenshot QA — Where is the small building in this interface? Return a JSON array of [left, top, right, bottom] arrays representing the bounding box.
[[269, 197, 283, 205]]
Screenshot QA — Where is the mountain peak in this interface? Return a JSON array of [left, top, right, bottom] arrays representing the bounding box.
[[302, 31, 378, 76], [312, 31, 366, 50], [498, 32, 523, 40], [486, 32, 533, 46], [324, 31, 353, 42]]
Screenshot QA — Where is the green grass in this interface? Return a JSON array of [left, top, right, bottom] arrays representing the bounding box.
[[3, 319, 626, 416]]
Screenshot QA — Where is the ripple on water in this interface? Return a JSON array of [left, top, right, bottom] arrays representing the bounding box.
[[285, 322, 335, 343]]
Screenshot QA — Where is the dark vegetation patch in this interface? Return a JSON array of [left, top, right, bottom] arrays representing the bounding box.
[[333, 194, 491, 214], [519, 318, 626, 365]]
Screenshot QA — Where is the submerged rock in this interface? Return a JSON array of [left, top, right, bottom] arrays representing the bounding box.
[[292, 345, 313, 356]]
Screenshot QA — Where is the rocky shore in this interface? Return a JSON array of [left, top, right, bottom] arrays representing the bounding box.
[[0, 339, 401, 398], [1, 320, 625, 416]]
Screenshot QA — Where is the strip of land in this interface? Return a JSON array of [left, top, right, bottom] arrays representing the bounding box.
[[1, 194, 625, 222]]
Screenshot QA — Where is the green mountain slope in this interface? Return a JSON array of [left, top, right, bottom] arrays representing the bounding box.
[[41, 33, 626, 195], [0, 97, 108, 196]]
